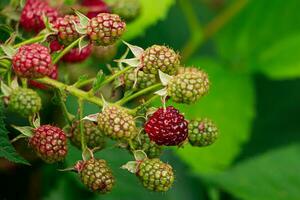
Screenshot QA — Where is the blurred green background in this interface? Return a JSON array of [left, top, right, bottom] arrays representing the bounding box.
[[1, 0, 300, 199]]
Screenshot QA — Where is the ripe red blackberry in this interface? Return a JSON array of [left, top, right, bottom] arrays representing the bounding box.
[[20, 0, 58, 33], [12, 44, 55, 78], [144, 106, 188, 146], [81, 0, 110, 18], [87, 13, 126, 46], [49, 39, 63, 53], [29, 125, 68, 163], [62, 45, 92, 63]]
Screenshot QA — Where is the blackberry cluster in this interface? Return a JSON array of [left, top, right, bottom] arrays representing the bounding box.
[[2, 0, 219, 195]]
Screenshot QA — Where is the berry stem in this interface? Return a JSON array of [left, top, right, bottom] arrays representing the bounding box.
[[21, 78, 28, 88], [180, 0, 248, 61], [13, 35, 45, 49], [130, 95, 160, 115], [35, 77, 104, 107], [55, 90, 74, 126], [78, 98, 87, 152], [100, 66, 132, 87], [87, 66, 132, 94], [116, 83, 162, 106], [52, 37, 83, 64], [74, 78, 95, 88]]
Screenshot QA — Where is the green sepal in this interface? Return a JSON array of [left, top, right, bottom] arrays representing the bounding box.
[[11, 125, 34, 138], [121, 161, 138, 173], [133, 150, 147, 161], [0, 81, 12, 96], [73, 10, 89, 35], [0, 45, 17, 59]]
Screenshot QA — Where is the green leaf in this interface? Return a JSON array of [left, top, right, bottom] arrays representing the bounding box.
[[216, 0, 300, 79], [0, 45, 17, 58], [123, 0, 175, 40], [92, 70, 105, 93], [257, 34, 300, 79], [0, 24, 14, 42], [0, 101, 29, 165], [209, 144, 300, 200], [175, 58, 255, 174], [11, 125, 34, 137]]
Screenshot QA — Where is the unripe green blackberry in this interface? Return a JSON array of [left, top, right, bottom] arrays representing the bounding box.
[[69, 120, 105, 150], [8, 88, 41, 117], [167, 70, 209, 104], [76, 158, 115, 193], [177, 66, 200, 74], [110, 0, 141, 22], [87, 13, 126, 46], [137, 158, 174, 192], [97, 106, 137, 140], [188, 118, 218, 146], [130, 131, 162, 158], [141, 45, 180, 75], [124, 69, 157, 90], [93, 44, 117, 63]]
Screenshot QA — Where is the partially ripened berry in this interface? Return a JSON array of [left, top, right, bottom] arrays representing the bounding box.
[[54, 15, 81, 45], [62, 45, 92, 63], [167, 69, 209, 104], [8, 88, 41, 117], [69, 120, 105, 150], [144, 106, 188, 146], [97, 106, 137, 140], [12, 44, 55, 78], [87, 13, 126, 46], [130, 131, 162, 158], [110, 0, 141, 22], [141, 45, 180, 75], [29, 125, 68, 163], [137, 158, 174, 192], [76, 158, 114, 193], [82, 0, 110, 19], [92, 44, 117, 62], [188, 118, 218, 147], [124, 69, 157, 90], [20, 0, 58, 33]]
